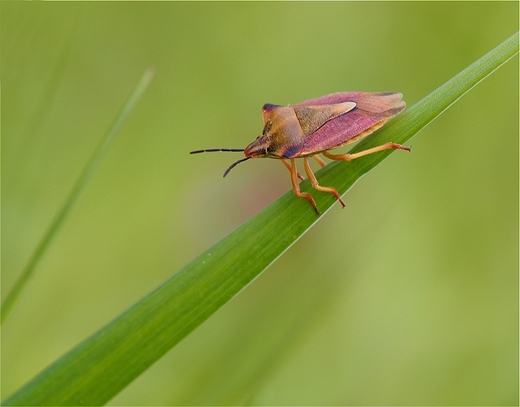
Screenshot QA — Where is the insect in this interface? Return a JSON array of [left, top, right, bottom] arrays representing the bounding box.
[[191, 92, 410, 214]]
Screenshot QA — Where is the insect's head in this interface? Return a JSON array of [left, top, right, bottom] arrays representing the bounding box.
[[215, 134, 272, 177], [239, 103, 286, 160], [189, 133, 276, 178], [243, 134, 273, 158], [189, 103, 293, 177]]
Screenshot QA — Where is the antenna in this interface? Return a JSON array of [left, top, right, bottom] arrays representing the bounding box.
[[189, 148, 249, 177], [190, 148, 244, 154], [223, 157, 251, 177]]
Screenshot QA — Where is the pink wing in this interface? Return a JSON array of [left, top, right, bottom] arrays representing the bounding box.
[[294, 92, 365, 107], [289, 92, 405, 157]]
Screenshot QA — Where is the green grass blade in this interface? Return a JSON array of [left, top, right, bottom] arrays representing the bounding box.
[[1, 68, 155, 324], [3, 32, 517, 406]]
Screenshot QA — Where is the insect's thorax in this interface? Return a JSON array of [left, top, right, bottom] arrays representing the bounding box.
[[244, 105, 306, 159]]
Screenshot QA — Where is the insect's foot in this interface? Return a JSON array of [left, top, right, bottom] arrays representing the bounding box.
[[309, 201, 321, 215], [392, 143, 412, 152], [307, 198, 321, 215]]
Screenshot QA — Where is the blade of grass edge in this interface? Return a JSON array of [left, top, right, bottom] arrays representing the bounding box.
[[3, 32, 518, 406], [1, 68, 156, 324]]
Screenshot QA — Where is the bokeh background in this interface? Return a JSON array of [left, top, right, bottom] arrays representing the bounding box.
[[2, 2, 518, 405]]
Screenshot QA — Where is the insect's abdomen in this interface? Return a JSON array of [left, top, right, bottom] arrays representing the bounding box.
[[295, 92, 405, 157]]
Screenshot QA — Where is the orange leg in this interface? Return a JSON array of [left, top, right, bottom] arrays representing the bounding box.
[[323, 142, 411, 161], [289, 158, 320, 214], [282, 159, 304, 181], [313, 155, 327, 168], [303, 158, 345, 208]]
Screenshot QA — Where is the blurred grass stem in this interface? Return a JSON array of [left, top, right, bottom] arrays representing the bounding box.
[[1, 68, 155, 324]]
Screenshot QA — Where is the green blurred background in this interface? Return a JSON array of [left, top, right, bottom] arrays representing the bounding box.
[[2, 2, 518, 405]]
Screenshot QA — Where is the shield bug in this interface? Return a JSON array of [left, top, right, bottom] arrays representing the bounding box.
[[191, 92, 410, 214]]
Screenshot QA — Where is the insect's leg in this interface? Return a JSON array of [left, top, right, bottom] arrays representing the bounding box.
[[323, 143, 411, 161], [313, 155, 327, 168], [282, 159, 304, 181], [289, 159, 320, 215], [303, 158, 346, 208]]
